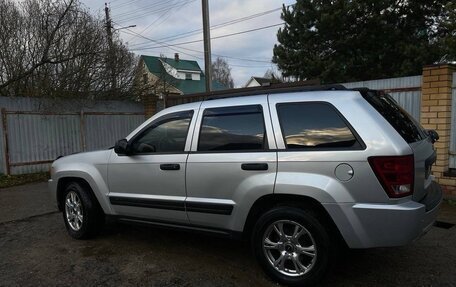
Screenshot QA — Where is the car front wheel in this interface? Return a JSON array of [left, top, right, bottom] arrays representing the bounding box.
[[62, 181, 104, 239]]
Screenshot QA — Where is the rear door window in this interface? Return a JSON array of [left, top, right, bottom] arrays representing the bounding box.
[[276, 102, 362, 150], [198, 105, 267, 151], [361, 91, 427, 143]]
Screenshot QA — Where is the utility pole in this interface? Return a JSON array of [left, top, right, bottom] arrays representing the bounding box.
[[201, 0, 212, 92], [104, 3, 116, 92]]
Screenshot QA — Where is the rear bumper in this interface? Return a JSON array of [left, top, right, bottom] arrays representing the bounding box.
[[324, 181, 443, 248]]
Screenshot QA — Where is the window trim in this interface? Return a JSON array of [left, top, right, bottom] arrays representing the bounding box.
[[196, 104, 269, 153], [275, 101, 366, 151], [128, 110, 194, 155]]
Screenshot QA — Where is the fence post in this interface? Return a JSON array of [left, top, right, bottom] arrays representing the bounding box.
[[421, 63, 456, 198], [80, 110, 86, 152], [1, 108, 11, 175]]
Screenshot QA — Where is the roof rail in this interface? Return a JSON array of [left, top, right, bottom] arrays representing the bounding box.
[[171, 81, 346, 100], [164, 81, 351, 108], [206, 84, 347, 101]]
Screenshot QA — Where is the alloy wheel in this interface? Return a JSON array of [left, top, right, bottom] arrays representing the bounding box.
[[262, 220, 317, 277], [65, 191, 84, 231]]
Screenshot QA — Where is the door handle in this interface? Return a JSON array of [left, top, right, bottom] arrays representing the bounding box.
[[241, 163, 268, 171], [160, 163, 180, 170]]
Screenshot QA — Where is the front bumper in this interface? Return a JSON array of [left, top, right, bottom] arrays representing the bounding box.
[[48, 178, 60, 211], [324, 181, 443, 249]]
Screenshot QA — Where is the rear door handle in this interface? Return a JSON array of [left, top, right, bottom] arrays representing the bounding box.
[[160, 163, 180, 171], [241, 163, 268, 171]]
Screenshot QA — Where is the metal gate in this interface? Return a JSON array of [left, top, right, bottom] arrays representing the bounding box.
[[1, 109, 145, 175], [341, 75, 422, 120]]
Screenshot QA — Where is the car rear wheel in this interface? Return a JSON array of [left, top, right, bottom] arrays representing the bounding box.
[[62, 182, 104, 239], [252, 207, 332, 286]]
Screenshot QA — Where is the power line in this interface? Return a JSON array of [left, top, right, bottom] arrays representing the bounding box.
[[115, 0, 191, 23], [159, 7, 282, 42], [112, 1, 165, 18], [129, 6, 283, 47], [129, 0, 195, 41], [131, 23, 284, 51], [229, 63, 275, 68], [115, 20, 277, 65], [119, 25, 275, 66], [121, 26, 277, 71], [119, 28, 205, 60], [110, 0, 142, 9]]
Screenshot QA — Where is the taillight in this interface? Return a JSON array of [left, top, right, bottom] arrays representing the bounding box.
[[368, 155, 414, 198]]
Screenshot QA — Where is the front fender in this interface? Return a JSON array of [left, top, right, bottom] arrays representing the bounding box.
[[52, 162, 112, 214]]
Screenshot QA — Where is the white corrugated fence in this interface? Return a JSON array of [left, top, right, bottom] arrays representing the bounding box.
[[341, 75, 422, 120], [0, 97, 145, 175]]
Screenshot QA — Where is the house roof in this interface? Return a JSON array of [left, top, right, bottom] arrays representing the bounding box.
[[244, 76, 282, 87], [252, 77, 272, 85], [142, 55, 201, 73], [141, 55, 226, 94]]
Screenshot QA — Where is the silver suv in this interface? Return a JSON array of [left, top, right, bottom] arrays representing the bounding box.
[[49, 86, 443, 286]]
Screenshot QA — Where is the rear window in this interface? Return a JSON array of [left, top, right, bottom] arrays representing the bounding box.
[[361, 91, 427, 143]]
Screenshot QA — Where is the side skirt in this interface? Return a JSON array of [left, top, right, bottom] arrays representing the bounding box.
[[107, 215, 243, 240]]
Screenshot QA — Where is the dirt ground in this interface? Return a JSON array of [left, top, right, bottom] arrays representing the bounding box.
[[0, 183, 455, 287]]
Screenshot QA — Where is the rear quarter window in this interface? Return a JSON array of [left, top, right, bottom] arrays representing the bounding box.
[[361, 91, 427, 143], [276, 102, 363, 150]]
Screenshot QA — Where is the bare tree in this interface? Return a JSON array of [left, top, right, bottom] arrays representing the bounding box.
[[0, 0, 137, 100], [211, 57, 234, 89]]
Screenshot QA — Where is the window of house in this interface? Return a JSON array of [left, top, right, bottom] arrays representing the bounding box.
[[185, 73, 192, 80], [198, 105, 267, 151], [277, 102, 361, 149], [130, 111, 193, 154]]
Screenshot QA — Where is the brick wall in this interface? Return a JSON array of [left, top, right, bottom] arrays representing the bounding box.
[[421, 64, 456, 198]]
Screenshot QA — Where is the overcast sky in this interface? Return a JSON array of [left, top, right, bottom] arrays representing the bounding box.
[[80, 0, 295, 87]]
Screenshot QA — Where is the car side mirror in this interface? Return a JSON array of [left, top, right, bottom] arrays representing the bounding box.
[[427, 129, 439, 144], [114, 139, 130, 155]]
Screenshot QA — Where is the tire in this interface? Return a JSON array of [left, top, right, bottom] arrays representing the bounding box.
[[252, 207, 333, 287], [62, 181, 104, 239]]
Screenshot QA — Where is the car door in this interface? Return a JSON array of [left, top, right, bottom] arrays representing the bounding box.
[[185, 95, 277, 231], [107, 109, 196, 224]]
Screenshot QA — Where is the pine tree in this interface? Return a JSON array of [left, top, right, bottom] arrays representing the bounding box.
[[273, 0, 453, 83]]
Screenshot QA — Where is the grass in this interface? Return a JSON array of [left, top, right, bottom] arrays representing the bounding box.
[[0, 172, 49, 188]]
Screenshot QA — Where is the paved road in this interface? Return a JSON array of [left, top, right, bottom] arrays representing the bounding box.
[[0, 182, 57, 224], [0, 182, 455, 286]]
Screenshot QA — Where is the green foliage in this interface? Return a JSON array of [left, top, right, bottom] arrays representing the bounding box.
[[438, 1, 456, 62], [273, 0, 455, 83]]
